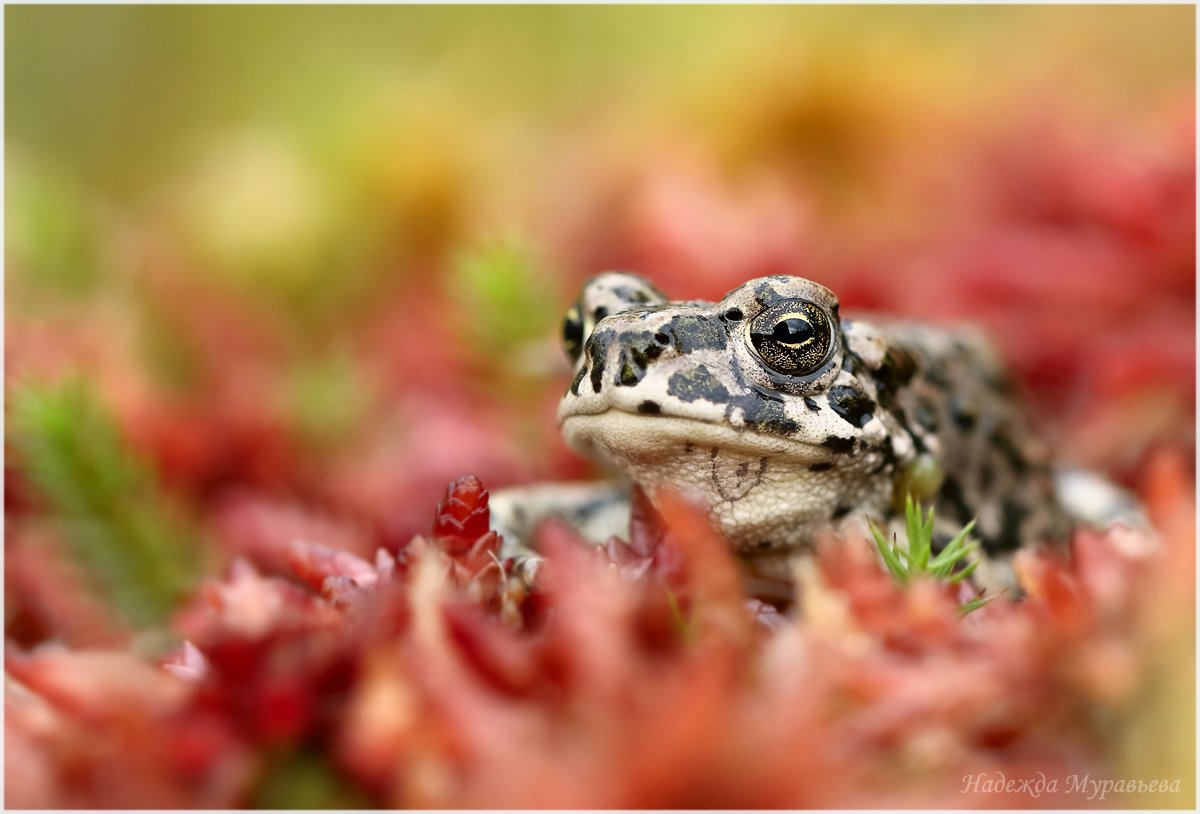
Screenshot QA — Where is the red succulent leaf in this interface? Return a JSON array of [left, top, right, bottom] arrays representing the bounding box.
[[458, 530, 502, 576], [161, 640, 210, 682], [5, 647, 186, 726], [211, 493, 373, 578], [596, 536, 655, 581], [321, 576, 370, 609], [626, 484, 665, 559], [192, 624, 358, 748], [161, 713, 244, 779], [1017, 547, 1092, 636], [655, 491, 752, 647], [286, 538, 379, 594], [442, 600, 541, 696], [4, 527, 129, 648], [432, 475, 492, 555], [744, 598, 787, 632]]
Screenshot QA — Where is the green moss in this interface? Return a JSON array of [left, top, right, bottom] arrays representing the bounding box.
[[451, 238, 561, 351], [9, 380, 201, 628], [252, 749, 373, 809], [867, 494, 993, 615]]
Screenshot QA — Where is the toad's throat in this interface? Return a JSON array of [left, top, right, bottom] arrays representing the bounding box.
[[560, 410, 836, 466]]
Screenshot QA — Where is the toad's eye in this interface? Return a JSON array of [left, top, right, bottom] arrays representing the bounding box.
[[749, 303, 834, 377], [562, 306, 585, 364], [769, 317, 814, 345]]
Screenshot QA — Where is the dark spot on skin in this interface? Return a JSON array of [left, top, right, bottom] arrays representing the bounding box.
[[710, 448, 768, 501], [751, 281, 780, 308], [856, 437, 890, 472], [984, 367, 1015, 395], [588, 341, 607, 394], [828, 385, 875, 428], [913, 400, 939, 433], [573, 492, 630, 521], [896, 407, 928, 453], [840, 349, 858, 376], [924, 363, 950, 389], [831, 504, 852, 521], [593, 306, 609, 321], [616, 349, 644, 386], [637, 400, 661, 415], [569, 364, 586, 396], [879, 346, 917, 386], [808, 461, 834, 472], [562, 311, 585, 363], [684, 441, 694, 454], [608, 278, 668, 305], [727, 389, 799, 436], [667, 366, 730, 403], [950, 396, 978, 431], [612, 332, 668, 387], [822, 435, 856, 454], [990, 430, 1029, 474], [609, 285, 653, 306], [802, 397, 821, 413], [874, 440, 900, 475], [940, 475, 974, 525], [661, 314, 727, 354], [873, 346, 918, 408], [991, 499, 1028, 554]]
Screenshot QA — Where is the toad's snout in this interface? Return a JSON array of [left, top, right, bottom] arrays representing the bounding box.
[[580, 320, 678, 393]]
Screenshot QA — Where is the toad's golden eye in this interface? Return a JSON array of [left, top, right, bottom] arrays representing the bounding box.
[[748, 302, 834, 376], [764, 314, 814, 345]]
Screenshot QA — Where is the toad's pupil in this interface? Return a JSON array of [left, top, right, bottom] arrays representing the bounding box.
[[773, 318, 813, 345]]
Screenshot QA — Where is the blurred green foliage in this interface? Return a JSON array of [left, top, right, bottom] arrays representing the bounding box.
[[252, 749, 371, 810], [7, 5, 1192, 338], [452, 237, 561, 353], [285, 348, 373, 452], [6, 159, 105, 305], [8, 381, 200, 628], [8, 6, 1191, 193]]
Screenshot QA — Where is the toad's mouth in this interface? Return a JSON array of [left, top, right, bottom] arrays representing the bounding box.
[[560, 409, 834, 466]]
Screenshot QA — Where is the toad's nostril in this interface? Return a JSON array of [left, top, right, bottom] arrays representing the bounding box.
[[654, 331, 670, 345]]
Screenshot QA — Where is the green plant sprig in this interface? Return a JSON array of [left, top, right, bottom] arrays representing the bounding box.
[[867, 494, 994, 615], [9, 380, 201, 629]]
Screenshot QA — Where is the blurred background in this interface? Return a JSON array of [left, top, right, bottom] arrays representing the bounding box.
[[7, 2, 1195, 599], [5, 5, 1195, 808]]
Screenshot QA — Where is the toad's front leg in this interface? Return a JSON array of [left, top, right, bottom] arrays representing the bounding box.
[[488, 481, 631, 583]]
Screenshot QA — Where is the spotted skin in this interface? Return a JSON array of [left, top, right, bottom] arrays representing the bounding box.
[[489, 272, 1154, 597], [557, 273, 1071, 571]]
